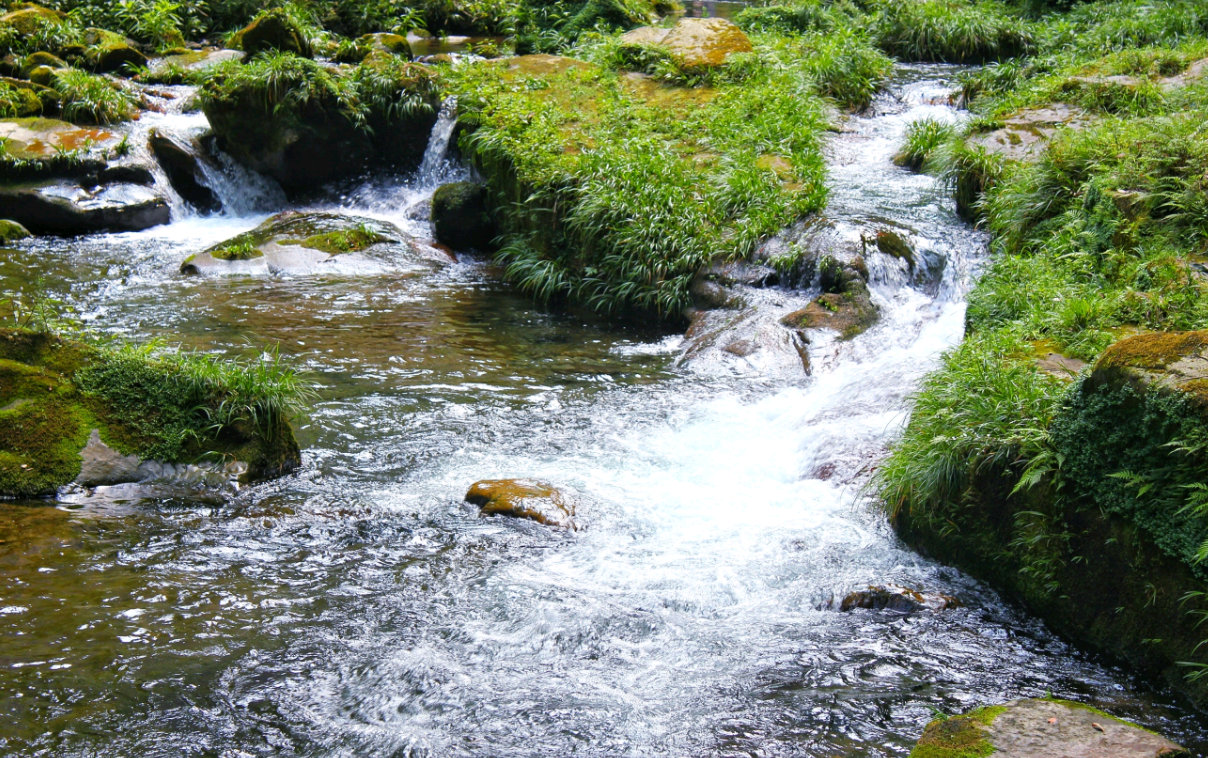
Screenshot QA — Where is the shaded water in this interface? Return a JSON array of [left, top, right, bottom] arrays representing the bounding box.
[[0, 67, 1205, 756]]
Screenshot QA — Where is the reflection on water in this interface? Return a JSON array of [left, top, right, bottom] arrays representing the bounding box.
[[0, 66, 1205, 757]]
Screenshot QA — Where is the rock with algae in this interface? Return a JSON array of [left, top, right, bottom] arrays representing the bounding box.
[[909, 699, 1186, 757]]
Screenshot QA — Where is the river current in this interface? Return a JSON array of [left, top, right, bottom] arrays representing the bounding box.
[[0, 66, 1205, 756]]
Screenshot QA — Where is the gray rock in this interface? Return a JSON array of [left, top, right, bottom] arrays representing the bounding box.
[[0, 181, 169, 234]]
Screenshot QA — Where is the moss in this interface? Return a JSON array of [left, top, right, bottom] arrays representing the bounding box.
[[0, 219, 30, 243], [209, 239, 262, 260], [281, 227, 387, 254], [908, 706, 1006, 758], [231, 8, 313, 58], [0, 326, 305, 496], [1097, 331, 1208, 371]]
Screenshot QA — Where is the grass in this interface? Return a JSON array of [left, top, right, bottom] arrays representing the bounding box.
[[894, 118, 957, 170], [447, 36, 842, 318], [869, 0, 1035, 64], [52, 68, 138, 124], [0, 313, 309, 495]]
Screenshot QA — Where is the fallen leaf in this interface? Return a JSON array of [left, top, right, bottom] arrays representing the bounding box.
[[1048, 718, 1057, 724], [1092, 722, 1105, 732]]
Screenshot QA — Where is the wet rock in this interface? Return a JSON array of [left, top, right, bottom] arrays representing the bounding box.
[[0, 182, 169, 234], [0, 117, 116, 162], [0, 219, 30, 243], [76, 429, 245, 489], [149, 47, 244, 74], [967, 104, 1096, 163], [680, 306, 811, 376], [873, 229, 914, 270], [780, 275, 878, 341], [465, 478, 576, 528], [838, 584, 959, 612], [182, 211, 452, 276], [909, 699, 1186, 758], [232, 9, 313, 58], [705, 260, 779, 288], [431, 180, 495, 250], [149, 128, 219, 212], [0, 77, 46, 116], [688, 276, 741, 310], [621, 18, 752, 73]]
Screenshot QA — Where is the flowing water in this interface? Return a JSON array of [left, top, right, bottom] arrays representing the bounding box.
[[0, 67, 1205, 757]]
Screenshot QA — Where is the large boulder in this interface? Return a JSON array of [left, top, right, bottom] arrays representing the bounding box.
[[232, 9, 313, 58], [431, 181, 495, 250], [620, 17, 752, 73], [465, 479, 577, 528], [149, 129, 219, 212], [0, 328, 302, 498], [182, 211, 453, 276], [0, 5, 65, 37], [909, 699, 1185, 757], [0, 182, 169, 234], [82, 28, 147, 73], [200, 54, 438, 193]]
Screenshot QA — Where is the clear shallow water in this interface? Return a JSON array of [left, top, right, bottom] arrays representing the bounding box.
[[0, 67, 1205, 757]]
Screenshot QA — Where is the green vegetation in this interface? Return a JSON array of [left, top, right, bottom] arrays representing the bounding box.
[[51, 68, 137, 124], [893, 118, 956, 169], [283, 224, 388, 253], [448, 46, 837, 317], [0, 308, 308, 496], [908, 704, 1006, 758], [871, 0, 1034, 64]]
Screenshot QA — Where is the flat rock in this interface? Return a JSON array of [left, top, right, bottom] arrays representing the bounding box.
[[182, 211, 452, 277], [1092, 330, 1208, 408], [0, 117, 116, 160], [621, 18, 752, 72], [0, 181, 169, 234], [149, 47, 244, 73], [465, 478, 576, 528], [967, 104, 1096, 163], [910, 698, 1186, 757]]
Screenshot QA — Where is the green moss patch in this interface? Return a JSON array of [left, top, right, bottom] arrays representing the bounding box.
[[0, 326, 307, 497], [909, 706, 1006, 758], [281, 227, 388, 254]]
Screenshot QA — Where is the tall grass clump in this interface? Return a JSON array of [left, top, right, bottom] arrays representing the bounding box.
[[52, 69, 138, 124], [734, 0, 857, 35], [871, 0, 1036, 63], [877, 331, 1064, 523], [893, 118, 957, 169]]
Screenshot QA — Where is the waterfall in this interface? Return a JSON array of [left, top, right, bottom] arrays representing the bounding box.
[[194, 148, 288, 217], [417, 96, 460, 184]]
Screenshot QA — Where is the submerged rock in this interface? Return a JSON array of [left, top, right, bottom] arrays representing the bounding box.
[[182, 211, 453, 276], [837, 584, 959, 613], [909, 699, 1186, 757], [465, 478, 576, 528], [780, 273, 878, 340], [431, 181, 495, 251]]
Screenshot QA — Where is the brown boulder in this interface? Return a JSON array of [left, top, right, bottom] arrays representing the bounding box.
[[465, 478, 576, 528], [838, 584, 959, 613]]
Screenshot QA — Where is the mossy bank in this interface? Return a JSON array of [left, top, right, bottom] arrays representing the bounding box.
[[0, 327, 306, 497], [879, 0, 1208, 707]]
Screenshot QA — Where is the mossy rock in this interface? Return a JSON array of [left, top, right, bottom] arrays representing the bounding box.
[[465, 478, 577, 528], [909, 699, 1185, 757], [232, 9, 313, 58], [183, 211, 452, 276], [0, 5, 65, 37], [966, 104, 1097, 164], [0, 79, 44, 116], [148, 47, 243, 74], [0, 328, 303, 496], [0, 218, 30, 242], [0, 116, 116, 160], [84, 36, 148, 74], [20, 50, 66, 74], [431, 181, 495, 250], [334, 33, 412, 63], [625, 17, 753, 74]]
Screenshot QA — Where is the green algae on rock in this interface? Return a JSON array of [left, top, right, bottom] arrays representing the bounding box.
[[465, 478, 577, 528], [0, 327, 305, 498], [909, 699, 1185, 757], [182, 211, 452, 276], [431, 181, 495, 251]]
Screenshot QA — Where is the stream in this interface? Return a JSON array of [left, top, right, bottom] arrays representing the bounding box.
[[1, 65, 1205, 756]]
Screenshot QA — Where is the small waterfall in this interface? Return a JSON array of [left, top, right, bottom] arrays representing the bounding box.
[[195, 148, 288, 217], [417, 96, 459, 183]]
